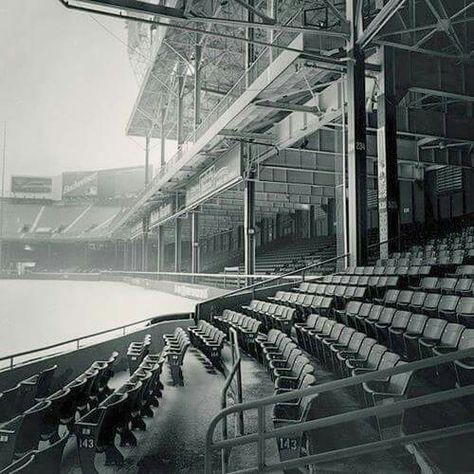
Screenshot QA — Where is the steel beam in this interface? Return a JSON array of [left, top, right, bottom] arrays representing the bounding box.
[[174, 217, 182, 272], [145, 135, 150, 185], [160, 108, 166, 168], [244, 168, 256, 285], [177, 75, 185, 146], [156, 225, 165, 272], [191, 211, 200, 280], [377, 46, 400, 260]]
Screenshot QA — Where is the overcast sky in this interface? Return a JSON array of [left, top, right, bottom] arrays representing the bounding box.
[[0, 0, 172, 184]]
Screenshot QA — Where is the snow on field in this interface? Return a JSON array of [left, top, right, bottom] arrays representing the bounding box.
[[0, 279, 196, 358]]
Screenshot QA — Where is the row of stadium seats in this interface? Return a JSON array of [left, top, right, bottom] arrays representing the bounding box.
[[188, 321, 226, 368], [0, 352, 118, 472]]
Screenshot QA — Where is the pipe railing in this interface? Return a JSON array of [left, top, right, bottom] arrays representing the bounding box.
[[204, 346, 474, 473], [0, 312, 193, 371]]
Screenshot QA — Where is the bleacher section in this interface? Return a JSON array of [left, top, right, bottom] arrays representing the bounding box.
[[66, 205, 122, 236], [1, 202, 43, 237], [34, 204, 88, 235], [236, 237, 336, 275]]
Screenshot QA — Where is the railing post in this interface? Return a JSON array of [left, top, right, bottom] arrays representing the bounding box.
[[257, 406, 266, 471]]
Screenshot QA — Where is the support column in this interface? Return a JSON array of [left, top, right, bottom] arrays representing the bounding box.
[[174, 218, 182, 272], [244, 170, 256, 285], [245, 0, 255, 87], [177, 75, 185, 146], [156, 226, 165, 273], [194, 39, 202, 128], [346, 0, 368, 266], [309, 205, 315, 239], [145, 136, 150, 185], [377, 46, 400, 260], [191, 211, 200, 280], [267, 0, 278, 62], [160, 108, 166, 168], [142, 216, 149, 272]]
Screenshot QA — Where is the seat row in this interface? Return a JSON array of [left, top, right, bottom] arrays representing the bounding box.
[[292, 312, 415, 441], [252, 330, 318, 463], [376, 251, 474, 268], [213, 310, 262, 353], [188, 321, 226, 367], [75, 350, 164, 471], [375, 290, 474, 326], [0, 365, 57, 424], [343, 265, 433, 278], [0, 352, 118, 472], [411, 276, 474, 296], [162, 327, 190, 386], [127, 334, 152, 374], [240, 300, 297, 333]]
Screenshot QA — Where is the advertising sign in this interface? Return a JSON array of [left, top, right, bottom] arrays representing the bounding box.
[[62, 171, 98, 198], [185, 144, 242, 207], [11, 176, 52, 194]]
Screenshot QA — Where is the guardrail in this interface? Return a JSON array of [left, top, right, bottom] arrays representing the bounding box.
[[0, 312, 193, 371], [204, 346, 474, 473]]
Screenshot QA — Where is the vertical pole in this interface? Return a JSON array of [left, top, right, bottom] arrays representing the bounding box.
[[145, 135, 150, 185], [377, 45, 400, 260], [346, 0, 368, 266], [245, 0, 255, 87], [191, 211, 200, 282], [174, 218, 182, 273], [244, 168, 256, 285], [0, 122, 6, 273], [160, 108, 166, 168], [194, 38, 202, 129], [156, 225, 164, 274], [142, 216, 149, 272], [309, 205, 315, 239], [267, 0, 278, 62], [177, 75, 185, 146]]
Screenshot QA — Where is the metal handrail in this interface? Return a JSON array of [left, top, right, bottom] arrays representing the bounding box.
[[204, 346, 474, 473], [220, 328, 244, 473], [0, 312, 193, 370]]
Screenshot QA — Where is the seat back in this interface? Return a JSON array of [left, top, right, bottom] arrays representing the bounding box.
[[458, 329, 474, 349], [391, 310, 412, 330], [423, 318, 448, 340], [366, 344, 387, 368], [346, 301, 362, 317], [338, 327, 356, 346], [439, 323, 465, 348], [457, 297, 474, 316], [347, 332, 366, 352], [387, 361, 413, 395], [378, 351, 400, 370], [378, 307, 396, 325], [357, 338, 377, 359], [367, 305, 384, 323], [406, 314, 428, 335]]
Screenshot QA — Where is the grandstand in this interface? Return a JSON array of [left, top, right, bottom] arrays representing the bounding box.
[[1, 0, 474, 473]]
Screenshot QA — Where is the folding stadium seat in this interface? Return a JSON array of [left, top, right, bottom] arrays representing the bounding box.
[[272, 381, 319, 463], [255, 329, 285, 363], [395, 266, 409, 278], [298, 294, 320, 317], [340, 274, 351, 285], [268, 348, 303, 381], [307, 283, 319, 294], [348, 275, 360, 286], [454, 278, 473, 296], [307, 295, 333, 317], [457, 297, 474, 328], [373, 308, 397, 344], [294, 282, 310, 293], [375, 288, 399, 307], [265, 341, 297, 370], [396, 290, 414, 310], [331, 332, 366, 376], [312, 323, 345, 363], [362, 362, 413, 438], [393, 314, 428, 359], [410, 276, 439, 293], [439, 277, 457, 295], [335, 300, 362, 325], [323, 327, 356, 371], [353, 303, 377, 333], [271, 307, 296, 334], [357, 275, 370, 287], [314, 284, 326, 296], [294, 314, 319, 349], [363, 305, 387, 338], [272, 354, 313, 382], [422, 293, 442, 317], [346, 345, 389, 381], [308, 319, 337, 359], [323, 284, 337, 298], [455, 265, 474, 278], [384, 310, 412, 351], [339, 338, 377, 378], [438, 295, 461, 323], [274, 372, 316, 395], [408, 291, 427, 313], [301, 317, 329, 355], [453, 329, 474, 389], [333, 285, 347, 309], [404, 318, 447, 362], [267, 291, 286, 304], [332, 275, 342, 285]]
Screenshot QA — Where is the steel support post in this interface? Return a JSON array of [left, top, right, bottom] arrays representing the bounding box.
[[346, 0, 368, 266], [160, 108, 166, 168], [245, 0, 255, 87], [267, 0, 278, 62], [142, 216, 149, 272], [145, 135, 150, 185], [156, 225, 164, 273], [244, 170, 256, 285], [377, 46, 400, 260], [194, 39, 202, 128], [191, 211, 200, 282], [174, 218, 182, 272], [177, 75, 185, 146]]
